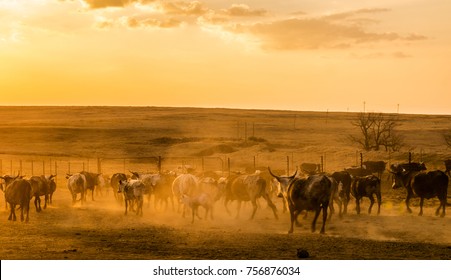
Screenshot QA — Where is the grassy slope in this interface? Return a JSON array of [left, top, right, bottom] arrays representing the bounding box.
[[0, 106, 449, 174]]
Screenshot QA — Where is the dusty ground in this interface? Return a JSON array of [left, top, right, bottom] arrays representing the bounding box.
[[0, 187, 450, 260]]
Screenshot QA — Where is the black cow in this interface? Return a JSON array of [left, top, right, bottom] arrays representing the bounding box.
[[392, 169, 448, 217], [390, 162, 426, 173], [351, 175, 381, 215], [444, 159, 451, 176], [363, 161, 387, 179], [344, 166, 372, 178], [330, 171, 352, 215], [300, 163, 321, 175], [286, 174, 333, 234]]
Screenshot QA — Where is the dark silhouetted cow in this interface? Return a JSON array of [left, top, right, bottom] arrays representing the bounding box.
[[363, 161, 387, 179], [351, 175, 381, 215], [392, 169, 448, 217], [0, 176, 32, 222], [330, 171, 352, 215], [286, 174, 333, 234]]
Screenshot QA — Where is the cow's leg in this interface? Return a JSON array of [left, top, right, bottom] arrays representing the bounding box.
[[34, 196, 41, 212], [405, 193, 413, 214], [320, 205, 328, 234], [250, 199, 258, 220], [25, 201, 30, 223], [235, 201, 242, 219], [344, 193, 350, 215], [355, 198, 361, 214], [418, 197, 424, 216], [288, 210, 296, 234], [20, 204, 25, 222], [368, 195, 375, 214], [311, 206, 321, 233], [91, 188, 95, 201], [124, 199, 128, 215], [435, 202, 442, 217], [11, 204, 17, 221], [376, 192, 382, 215], [224, 198, 232, 216], [329, 199, 335, 219], [8, 203, 14, 221], [44, 194, 48, 209], [264, 195, 278, 220]]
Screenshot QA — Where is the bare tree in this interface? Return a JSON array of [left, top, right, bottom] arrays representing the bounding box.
[[349, 112, 375, 151], [349, 112, 404, 152]]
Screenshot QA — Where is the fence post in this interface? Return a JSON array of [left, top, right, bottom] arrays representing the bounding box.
[[20, 160, 22, 175], [227, 158, 231, 176], [253, 156, 256, 171], [320, 156, 324, 173], [10, 160, 12, 175], [55, 162, 58, 177], [0, 159, 2, 175], [68, 161, 71, 175], [286, 156, 290, 175], [31, 160, 34, 176]]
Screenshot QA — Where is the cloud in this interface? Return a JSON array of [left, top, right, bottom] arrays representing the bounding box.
[[225, 10, 427, 50], [81, 0, 156, 9], [220, 4, 267, 17], [125, 16, 182, 28], [158, 1, 209, 15]]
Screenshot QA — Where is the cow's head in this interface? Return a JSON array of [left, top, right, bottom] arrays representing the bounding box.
[[117, 180, 127, 193], [390, 169, 409, 189], [268, 167, 298, 197]]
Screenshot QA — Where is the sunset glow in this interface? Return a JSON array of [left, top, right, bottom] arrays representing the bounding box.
[[1, 0, 450, 114]]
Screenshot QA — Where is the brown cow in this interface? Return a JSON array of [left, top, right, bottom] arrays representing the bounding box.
[[224, 171, 278, 220], [28, 175, 51, 212], [0, 176, 32, 222]]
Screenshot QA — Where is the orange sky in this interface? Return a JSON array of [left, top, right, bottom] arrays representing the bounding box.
[[1, 0, 450, 114]]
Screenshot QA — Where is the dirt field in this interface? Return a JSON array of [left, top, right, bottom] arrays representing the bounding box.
[[0, 180, 450, 260], [0, 106, 450, 260]]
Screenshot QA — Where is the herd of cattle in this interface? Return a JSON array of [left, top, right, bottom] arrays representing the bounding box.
[[0, 159, 450, 234]]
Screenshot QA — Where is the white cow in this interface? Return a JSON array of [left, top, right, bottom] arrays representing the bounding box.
[[118, 179, 145, 216], [172, 173, 199, 217], [66, 173, 87, 205], [180, 193, 214, 223]]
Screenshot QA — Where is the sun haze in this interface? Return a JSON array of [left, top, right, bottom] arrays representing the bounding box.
[[0, 0, 450, 114]]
